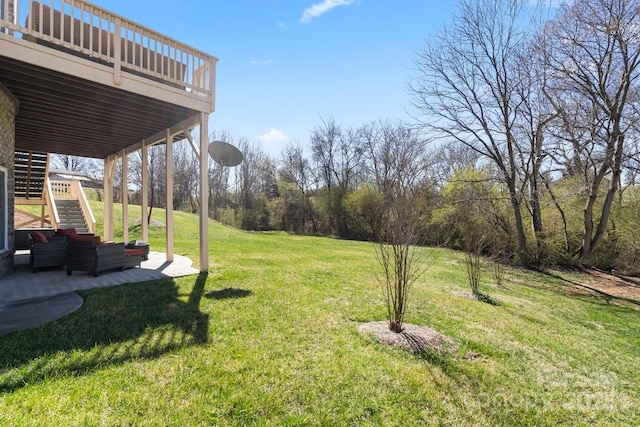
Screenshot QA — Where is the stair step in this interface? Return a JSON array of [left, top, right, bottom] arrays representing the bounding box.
[[55, 196, 88, 233]]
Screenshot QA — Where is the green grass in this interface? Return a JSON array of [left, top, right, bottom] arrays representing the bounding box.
[[3, 203, 640, 425]]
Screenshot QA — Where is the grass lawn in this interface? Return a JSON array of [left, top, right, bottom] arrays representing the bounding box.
[[2, 203, 639, 425]]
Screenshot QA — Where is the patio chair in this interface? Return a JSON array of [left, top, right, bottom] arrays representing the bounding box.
[[66, 240, 125, 277], [28, 232, 68, 272]]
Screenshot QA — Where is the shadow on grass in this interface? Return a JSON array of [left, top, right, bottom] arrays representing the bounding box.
[[476, 292, 499, 306], [205, 287, 252, 300], [532, 268, 640, 310], [0, 272, 209, 394]]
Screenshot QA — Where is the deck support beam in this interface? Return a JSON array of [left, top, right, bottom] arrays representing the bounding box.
[[121, 149, 129, 244], [103, 155, 116, 241], [141, 140, 149, 242], [199, 112, 209, 272], [165, 128, 174, 261]]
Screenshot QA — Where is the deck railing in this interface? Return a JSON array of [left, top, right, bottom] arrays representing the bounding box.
[[0, 0, 217, 108], [48, 179, 96, 233], [44, 177, 60, 229]]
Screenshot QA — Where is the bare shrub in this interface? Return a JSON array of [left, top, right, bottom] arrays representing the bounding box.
[[374, 195, 428, 333], [492, 259, 505, 288], [462, 233, 500, 305], [463, 235, 486, 297]]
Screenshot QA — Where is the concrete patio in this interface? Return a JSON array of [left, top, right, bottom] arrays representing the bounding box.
[[0, 250, 200, 335]]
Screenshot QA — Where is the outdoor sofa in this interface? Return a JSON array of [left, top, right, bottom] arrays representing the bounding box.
[[63, 229, 143, 276]]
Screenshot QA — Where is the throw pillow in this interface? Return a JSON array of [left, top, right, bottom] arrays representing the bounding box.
[[70, 234, 102, 245], [31, 231, 48, 244], [56, 228, 78, 237]]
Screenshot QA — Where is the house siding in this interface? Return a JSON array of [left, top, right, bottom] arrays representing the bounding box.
[[0, 84, 17, 279]]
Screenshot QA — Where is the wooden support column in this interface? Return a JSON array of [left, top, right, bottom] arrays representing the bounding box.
[[103, 156, 115, 241], [121, 149, 129, 244], [199, 113, 209, 272], [141, 140, 149, 242], [165, 128, 174, 261]]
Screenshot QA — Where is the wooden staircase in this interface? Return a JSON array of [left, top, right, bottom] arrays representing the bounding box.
[[14, 150, 48, 203], [55, 199, 90, 233], [14, 150, 95, 234]]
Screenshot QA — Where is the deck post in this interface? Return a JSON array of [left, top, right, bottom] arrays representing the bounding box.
[[141, 140, 149, 242], [103, 155, 115, 241], [166, 128, 174, 261], [199, 112, 209, 272], [121, 149, 129, 244]]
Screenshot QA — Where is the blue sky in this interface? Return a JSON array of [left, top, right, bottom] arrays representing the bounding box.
[[74, 1, 457, 156]]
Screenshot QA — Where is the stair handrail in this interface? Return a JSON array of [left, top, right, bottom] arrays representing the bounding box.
[[44, 177, 60, 229], [72, 181, 96, 234]]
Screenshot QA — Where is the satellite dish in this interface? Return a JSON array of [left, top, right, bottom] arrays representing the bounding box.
[[208, 141, 243, 167]]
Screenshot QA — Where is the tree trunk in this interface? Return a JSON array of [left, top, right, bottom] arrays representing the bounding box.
[[530, 172, 544, 264], [580, 199, 595, 264], [579, 168, 607, 263], [582, 134, 624, 263], [529, 127, 547, 264], [511, 196, 529, 266]]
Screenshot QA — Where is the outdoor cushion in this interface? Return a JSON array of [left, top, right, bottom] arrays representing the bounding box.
[[70, 234, 101, 245], [124, 248, 144, 257], [56, 228, 78, 237], [31, 231, 48, 244]]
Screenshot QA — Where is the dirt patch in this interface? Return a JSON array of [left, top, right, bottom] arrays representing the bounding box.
[[511, 267, 640, 310], [132, 218, 165, 227], [14, 210, 51, 228], [452, 291, 476, 300], [574, 269, 640, 300], [358, 321, 459, 355]]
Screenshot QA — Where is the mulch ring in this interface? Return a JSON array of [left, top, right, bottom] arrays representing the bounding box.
[[358, 321, 459, 356]]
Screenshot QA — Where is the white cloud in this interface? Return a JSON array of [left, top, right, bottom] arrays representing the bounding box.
[[300, 0, 355, 24], [249, 59, 273, 65], [259, 128, 289, 144]]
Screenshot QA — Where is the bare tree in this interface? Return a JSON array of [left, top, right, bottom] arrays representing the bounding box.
[[542, 0, 640, 264], [361, 120, 427, 201], [51, 154, 92, 172], [173, 141, 199, 213], [128, 144, 166, 225], [206, 130, 235, 221], [236, 139, 275, 230], [409, 0, 540, 265], [512, 36, 559, 264], [354, 120, 430, 239], [429, 142, 481, 190], [310, 117, 366, 237], [279, 144, 318, 232]]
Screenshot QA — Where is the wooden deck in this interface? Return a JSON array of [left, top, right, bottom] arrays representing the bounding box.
[[0, 0, 217, 159]]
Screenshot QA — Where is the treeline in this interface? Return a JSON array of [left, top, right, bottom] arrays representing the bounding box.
[[95, 113, 639, 274], [61, 0, 640, 274]]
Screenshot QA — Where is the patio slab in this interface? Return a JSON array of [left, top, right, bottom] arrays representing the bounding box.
[[0, 251, 200, 336], [0, 292, 83, 336]]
